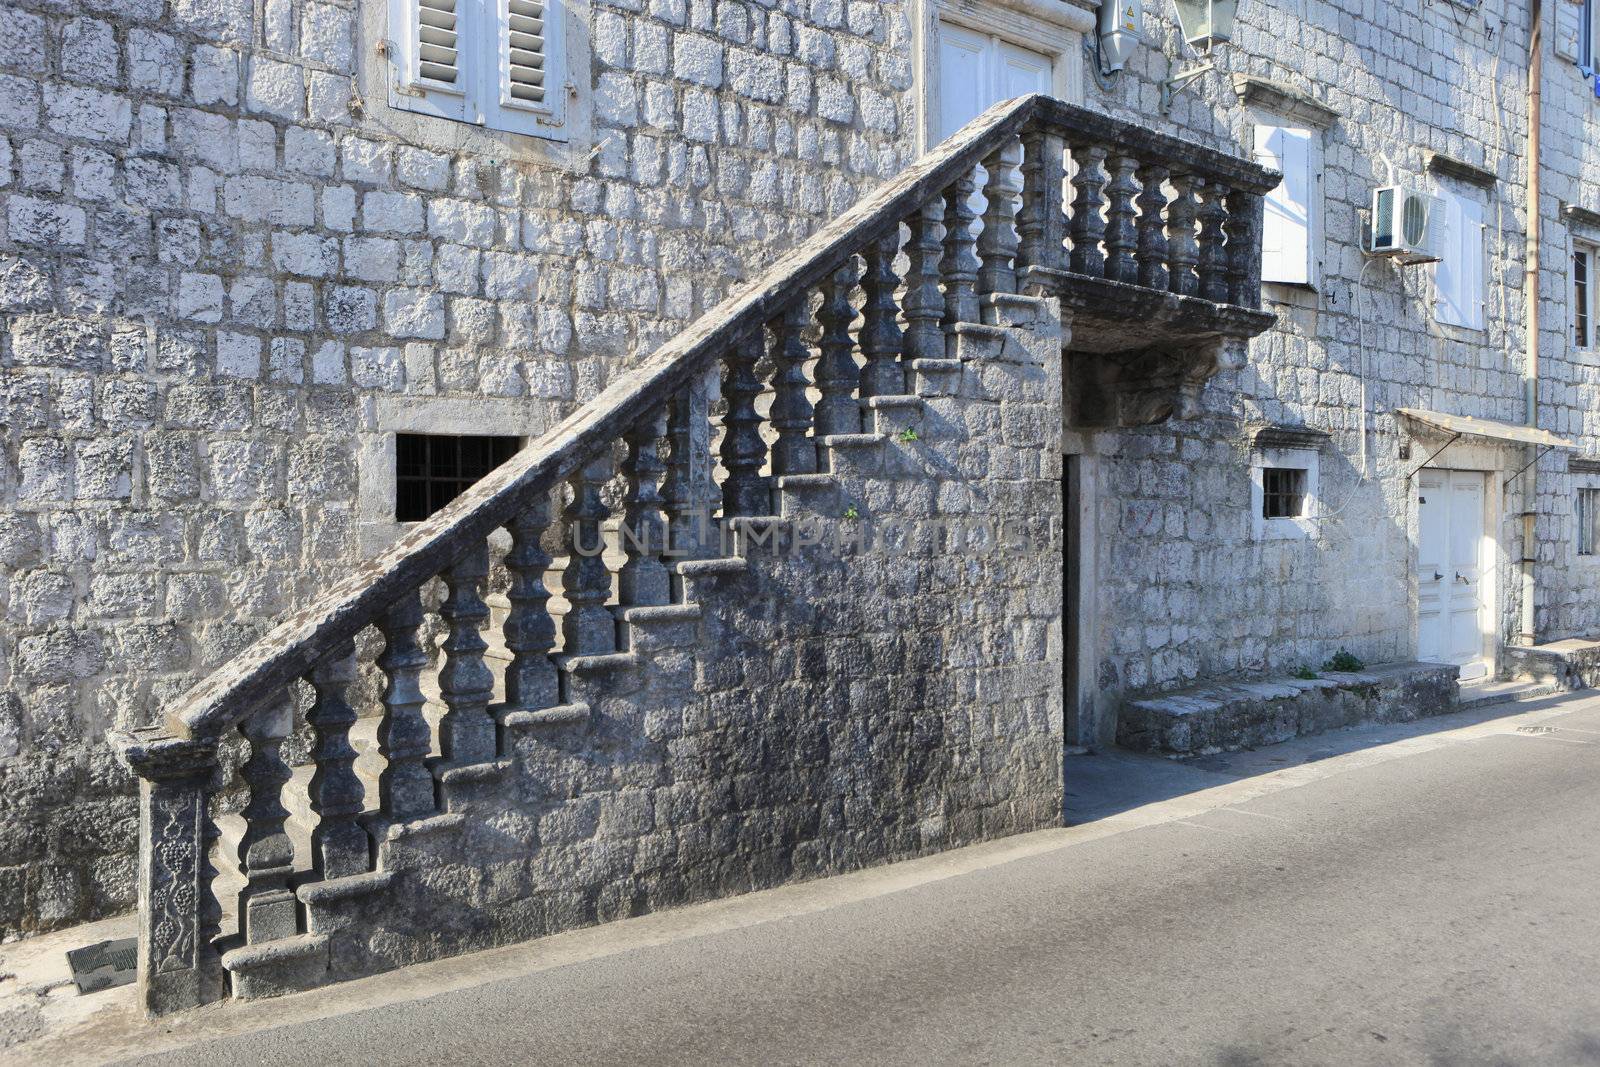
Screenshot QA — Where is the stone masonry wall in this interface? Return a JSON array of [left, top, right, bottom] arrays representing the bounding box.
[[1072, 0, 1600, 736], [0, 0, 922, 936]]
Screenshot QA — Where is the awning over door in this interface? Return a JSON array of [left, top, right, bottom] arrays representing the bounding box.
[[1397, 408, 1577, 449]]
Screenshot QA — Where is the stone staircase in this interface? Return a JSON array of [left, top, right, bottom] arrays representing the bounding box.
[[111, 93, 1276, 1016]]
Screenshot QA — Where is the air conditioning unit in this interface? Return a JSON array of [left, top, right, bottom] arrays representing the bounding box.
[[1368, 185, 1446, 263]]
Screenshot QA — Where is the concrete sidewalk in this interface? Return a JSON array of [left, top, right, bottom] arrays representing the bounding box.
[[6, 688, 1597, 1065]]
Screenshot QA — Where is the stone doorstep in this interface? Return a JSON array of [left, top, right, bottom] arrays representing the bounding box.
[[1501, 636, 1600, 690], [1118, 661, 1460, 757], [1457, 678, 1561, 712]]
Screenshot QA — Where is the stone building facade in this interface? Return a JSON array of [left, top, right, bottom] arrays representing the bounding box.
[[1063, 0, 1600, 743], [0, 0, 1595, 938]]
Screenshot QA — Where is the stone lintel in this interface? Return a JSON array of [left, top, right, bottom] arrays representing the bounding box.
[[1563, 202, 1600, 231], [1232, 74, 1341, 130], [1251, 423, 1333, 451], [1425, 150, 1497, 188]]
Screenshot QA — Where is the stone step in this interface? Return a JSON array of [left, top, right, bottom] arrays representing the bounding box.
[[1117, 661, 1459, 757], [1500, 637, 1600, 691]]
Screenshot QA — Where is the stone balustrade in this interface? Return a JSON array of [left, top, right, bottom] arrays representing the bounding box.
[[111, 93, 1277, 1016]]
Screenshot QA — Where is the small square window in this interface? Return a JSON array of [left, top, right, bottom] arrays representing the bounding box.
[[1262, 467, 1308, 519], [394, 433, 520, 522], [1579, 488, 1600, 555]]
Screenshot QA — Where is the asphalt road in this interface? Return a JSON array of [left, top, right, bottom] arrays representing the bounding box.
[[114, 695, 1600, 1066]]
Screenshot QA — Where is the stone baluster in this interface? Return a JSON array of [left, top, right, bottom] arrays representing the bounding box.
[[306, 641, 370, 880], [563, 452, 617, 654], [814, 259, 861, 435], [663, 377, 714, 558], [500, 498, 559, 710], [769, 300, 819, 473], [1134, 162, 1171, 292], [1166, 171, 1200, 296], [438, 542, 497, 762], [1103, 154, 1140, 285], [1016, 128, 1068, 294], [901, 201, 945, 361], [1197, 178, 1231, 303], [1068, 143, 1109, 277], [620, 407, 671, 605], [376, 588, 436, 820], [1226, 187, 1265, 308], [859, 230, 905, 397], [237, 694, 298, 943], [940, 169, 981, 328], [977, 144, 1021, 295], [122, 735, 225, 1014], [719, 332, 769, 517]]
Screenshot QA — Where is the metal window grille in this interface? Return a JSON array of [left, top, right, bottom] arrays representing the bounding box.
[[1262, 467, 1307, 520], [1576, 250, 1590, 349], [1580, 488, 1600, 556], [395, 433, 520, 522]]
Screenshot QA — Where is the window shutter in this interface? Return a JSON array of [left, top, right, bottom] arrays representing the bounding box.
[[1254, 125, 1313, 285], [387, 0, 468, 120], [479, 0, 564, 132], [503, 0, 549, 109], [416, 0, 462, 87], [1434, 191, 1485, 330]]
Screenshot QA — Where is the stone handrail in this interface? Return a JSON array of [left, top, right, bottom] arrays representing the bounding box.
[[114, 91, 1277, 1016]]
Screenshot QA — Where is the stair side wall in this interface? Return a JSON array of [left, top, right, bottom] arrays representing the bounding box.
[[293, 305, 1066, 990]]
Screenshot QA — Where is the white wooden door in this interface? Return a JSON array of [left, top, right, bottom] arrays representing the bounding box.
[[1417, 470, 1490, 679], [937, 24, 1051, 141]]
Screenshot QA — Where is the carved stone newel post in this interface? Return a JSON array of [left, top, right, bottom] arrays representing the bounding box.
[[115, 731, 224, 1016]]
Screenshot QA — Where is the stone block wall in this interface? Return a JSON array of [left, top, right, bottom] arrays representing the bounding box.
[[0, 0, 922, 936]]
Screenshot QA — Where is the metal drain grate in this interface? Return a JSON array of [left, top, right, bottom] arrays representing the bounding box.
[[66, 937, 137, 995]]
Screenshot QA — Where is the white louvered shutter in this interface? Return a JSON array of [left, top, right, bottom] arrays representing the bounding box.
[[504, 0, 548, 109], [388, 0, 468, 120], [416, 0, 461, 86], [1254, 125, 1314, 285], [484, 0, 565, 131]]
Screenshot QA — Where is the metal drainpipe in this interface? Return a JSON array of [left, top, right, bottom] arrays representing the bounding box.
[[1520, 0, 1543, 646]]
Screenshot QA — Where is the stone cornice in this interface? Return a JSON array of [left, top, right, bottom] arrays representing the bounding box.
[[935, 0, 1096, 38], [1231, 75, 1340, 130], [1570, 455, 1600, 474], [1425, 151, 1497, 189]]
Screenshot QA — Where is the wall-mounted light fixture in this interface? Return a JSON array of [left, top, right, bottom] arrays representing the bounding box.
[[1160, 0, 1237, 114]]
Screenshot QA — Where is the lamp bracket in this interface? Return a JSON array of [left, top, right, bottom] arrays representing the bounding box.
[[1160, 59, 1214, 114]]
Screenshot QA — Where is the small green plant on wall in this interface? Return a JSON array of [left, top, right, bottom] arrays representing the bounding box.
[[1322, 649, 1365, 673]]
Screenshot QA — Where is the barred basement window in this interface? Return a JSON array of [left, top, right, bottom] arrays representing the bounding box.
[[1262, 467, 1308, 519], [395, 433, 520, 522], [1579, 488, 1600, 556]]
